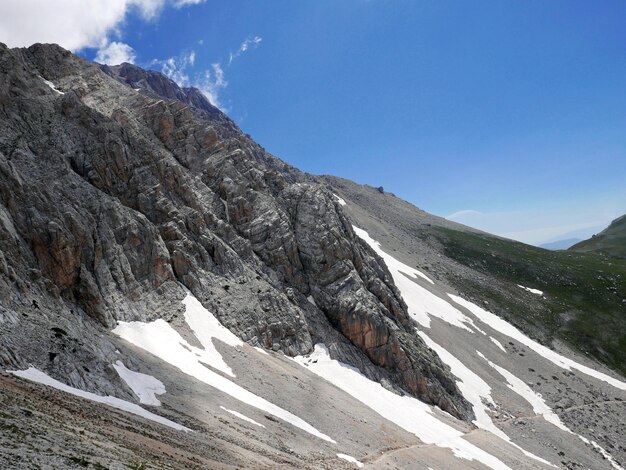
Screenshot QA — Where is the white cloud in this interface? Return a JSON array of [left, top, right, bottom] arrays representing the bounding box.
[[174, 0, 205, 5], [156, 51, 228, 111], [95, 41, 136, 65], [159, 50, 196, 85], [0, 0, 205, 51], [197, 63, 228, 110], [229, 35, 262, 65], [133, 0, 167, 19]]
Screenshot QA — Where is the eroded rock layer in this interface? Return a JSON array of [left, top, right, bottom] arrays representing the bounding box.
[[0, 42, 472, 420]]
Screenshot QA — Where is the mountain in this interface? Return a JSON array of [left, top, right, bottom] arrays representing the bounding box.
[[539, 238, 581, 250], [570, 214, 626, 259], [0, 43, 625, 470]]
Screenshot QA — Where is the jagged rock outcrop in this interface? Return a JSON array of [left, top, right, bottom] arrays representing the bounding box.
[[0, 42, 472, 420]]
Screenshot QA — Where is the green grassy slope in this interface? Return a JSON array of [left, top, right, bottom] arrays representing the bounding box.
[[431, 227, 626, 376], [323, 176, 626, 377], [570, 214, 626, 259]]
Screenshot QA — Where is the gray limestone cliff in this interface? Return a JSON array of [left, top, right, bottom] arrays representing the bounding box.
[[0, 42, 473, 420]]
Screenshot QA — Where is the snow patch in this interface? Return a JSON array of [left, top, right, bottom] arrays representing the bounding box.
[[221, 198, 230, 222], [40, 76, 64, 95], [307, 295, 317, 307], [113, 293, 335, 443], [333, 194, 347, 206], [336, 453, 364, 468], [418, 332, 498, 433], [489, 337, 507, 353], [477, 352, 623, 470], [113, 360, 166, 406], [589, 440, 624, 470], [11, 367, 189, 431], [476, 351, 567, 431], [182, 292, 242, 377], [354, 226, 486, 333], [418, 333, 553, 467], [517, 285, 543, 296], [450, 294, 626, 391], [353, 226, 433, 283], [294, 344, 511, 470], [220, 405, 265, 428]]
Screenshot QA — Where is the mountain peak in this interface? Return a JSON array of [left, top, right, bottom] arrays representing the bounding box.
[[100, 61, 222, 117]]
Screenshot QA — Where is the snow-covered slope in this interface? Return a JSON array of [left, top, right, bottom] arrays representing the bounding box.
[[9, 225, 625, 468]]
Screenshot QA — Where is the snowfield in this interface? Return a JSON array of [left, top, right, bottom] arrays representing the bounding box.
[[220, 406, 265, 428], [449, 294, 626, 391], [351, 226, 626, 469], [113, 293, 336, 443], [353, 226, 487, 334], [517, 285, 544, 296], [417, 332, 553, 466], [11, 367, 189, 431], [336, 453, 364, 468], [478, 351, 624, 470], [113, 360, 166, 406], [182, 292, 242, 377], [294, 344, 512, 470]]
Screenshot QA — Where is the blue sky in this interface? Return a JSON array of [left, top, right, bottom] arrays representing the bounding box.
[[2, 0, 625, 245]]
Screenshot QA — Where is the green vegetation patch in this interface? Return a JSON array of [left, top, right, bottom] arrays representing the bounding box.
[[429, 226, 626, 377]]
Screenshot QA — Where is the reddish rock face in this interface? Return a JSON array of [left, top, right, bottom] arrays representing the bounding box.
[[32, 225, 83, 291], [340, 311, 390, 352]]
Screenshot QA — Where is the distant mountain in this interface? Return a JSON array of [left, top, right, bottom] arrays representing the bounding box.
[[539, 238, 581, 250], [570, 214, 626, 259]]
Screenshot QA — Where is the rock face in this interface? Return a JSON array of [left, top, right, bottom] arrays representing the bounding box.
[[100, 62, 225, 119], [0, 42, 472, 419]]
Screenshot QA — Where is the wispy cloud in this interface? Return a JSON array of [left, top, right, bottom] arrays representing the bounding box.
[[95, 41, 137, 65], [156, 34, 262, 111], [196, 63, 227, 110], [174, 0, 205, 6], [229, 36, 262, 65], [156, 51, 228, 111]]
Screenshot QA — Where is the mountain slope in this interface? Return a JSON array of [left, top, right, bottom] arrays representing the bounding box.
[[570, 214, 626, 259], [0, 42, 475, 418], [0, 43, 625, 470], [324, 176, 626, 377]]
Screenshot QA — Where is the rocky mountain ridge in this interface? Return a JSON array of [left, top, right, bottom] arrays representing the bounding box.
[[0, 42, 471, 418]]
